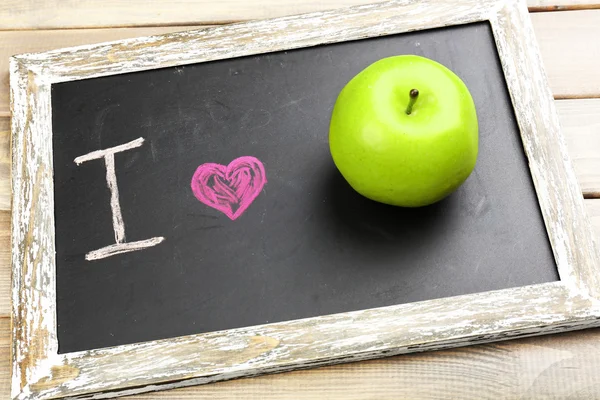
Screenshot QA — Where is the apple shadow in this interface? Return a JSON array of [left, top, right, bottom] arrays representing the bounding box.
[[317, 166, 458, 268]]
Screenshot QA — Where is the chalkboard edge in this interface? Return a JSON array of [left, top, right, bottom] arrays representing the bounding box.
[[9, 0, 600, 399]]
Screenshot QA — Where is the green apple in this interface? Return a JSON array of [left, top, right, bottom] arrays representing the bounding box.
[[329, 54, 478, 207]]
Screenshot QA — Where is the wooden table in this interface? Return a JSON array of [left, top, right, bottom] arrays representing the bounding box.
[[1, 1, 600, 398]]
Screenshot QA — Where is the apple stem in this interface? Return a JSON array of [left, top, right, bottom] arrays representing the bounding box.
[[405, 89, 419, 115]]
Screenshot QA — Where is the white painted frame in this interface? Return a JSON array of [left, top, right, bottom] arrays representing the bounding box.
[[9, 0, 600, 398]]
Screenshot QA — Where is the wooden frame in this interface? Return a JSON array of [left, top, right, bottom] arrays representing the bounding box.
[[9, 0, 600, 398]]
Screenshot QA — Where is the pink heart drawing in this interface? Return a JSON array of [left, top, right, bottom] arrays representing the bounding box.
[[191, 156, 267, 220]]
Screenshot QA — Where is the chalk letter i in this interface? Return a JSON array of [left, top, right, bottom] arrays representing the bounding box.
[[74, 138, 165, 261]]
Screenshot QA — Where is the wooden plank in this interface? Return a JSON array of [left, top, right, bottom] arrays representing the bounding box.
[[1, 11, 600, 115], [531, 10, 600, 98], [0, 0, 599, 30], [0, 119, 9, 211], [588, 199, 600, 238], [0, 121, 7, 315], [0, 317, 10, 400], [558, 99, 600, 198], [529, 0, 600, 11], [0, 211, 10, 317]]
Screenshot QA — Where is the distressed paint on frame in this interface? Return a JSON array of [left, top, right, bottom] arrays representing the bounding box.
[[9, 0, 600, 399]]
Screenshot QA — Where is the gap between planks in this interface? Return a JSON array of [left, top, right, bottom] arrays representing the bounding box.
[[0, 0, 600, 30], [529, 4, 600, 11]]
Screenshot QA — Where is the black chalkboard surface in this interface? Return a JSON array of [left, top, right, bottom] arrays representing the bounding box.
[[51, 21, 558, 354]]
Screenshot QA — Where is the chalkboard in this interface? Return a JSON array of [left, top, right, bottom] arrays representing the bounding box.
[[51, 21, 558, 354]]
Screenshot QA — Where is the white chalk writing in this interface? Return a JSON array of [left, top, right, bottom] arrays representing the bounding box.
[[74, 138, 165, 261]]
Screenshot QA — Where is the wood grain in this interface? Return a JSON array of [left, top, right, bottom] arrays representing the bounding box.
[[0, 317, 11, 400], [10, 55, 59, 399], [558, 99, 600, 197], [531, 10, 600, 98], [0, 0, 599, 30], [529, 0, 600, 11], [589, 200, 600, 240], [0, 312, 599, 399], [0, 211, 9, 318], [114, 326, 600, 400], [1, 10, 600, 115], [0, 119, 10, 211]]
